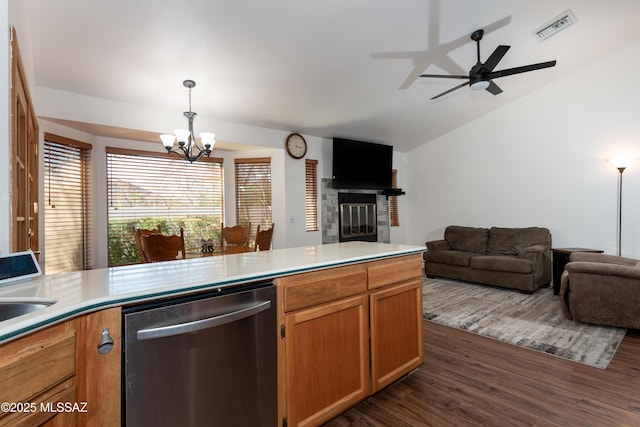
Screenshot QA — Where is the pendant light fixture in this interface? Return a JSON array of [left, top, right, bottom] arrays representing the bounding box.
[[160, 79, 215, 163]]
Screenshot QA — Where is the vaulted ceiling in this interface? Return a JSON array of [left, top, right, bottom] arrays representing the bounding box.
[[19, 0, 640, 152]]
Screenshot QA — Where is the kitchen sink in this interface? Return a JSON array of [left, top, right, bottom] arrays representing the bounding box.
[[0, 299, 57, 322]]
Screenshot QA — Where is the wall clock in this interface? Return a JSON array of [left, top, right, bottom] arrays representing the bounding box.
[[286, 133, 307, 159]]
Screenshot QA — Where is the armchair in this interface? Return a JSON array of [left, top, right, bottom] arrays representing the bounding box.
[[560, 252, 640, 329]]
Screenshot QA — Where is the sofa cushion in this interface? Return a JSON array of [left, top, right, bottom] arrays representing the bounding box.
[[424, 250, 476, 267], [470, 255, 534, 274], [487, 227, 550, 257], [444, 226, 489, 254]]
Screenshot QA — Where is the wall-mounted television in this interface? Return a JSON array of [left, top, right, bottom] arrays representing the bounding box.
[[332, 138, 393, 190]]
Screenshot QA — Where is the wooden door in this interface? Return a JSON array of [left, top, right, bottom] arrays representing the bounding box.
[[369, 279, 424, 392], [284, 294, 369, 427]]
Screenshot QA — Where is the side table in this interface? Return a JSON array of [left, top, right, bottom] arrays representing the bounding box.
[[551, 247, 604, 295]]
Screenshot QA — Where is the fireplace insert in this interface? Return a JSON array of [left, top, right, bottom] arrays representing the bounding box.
[[338, 193, 377, 242]]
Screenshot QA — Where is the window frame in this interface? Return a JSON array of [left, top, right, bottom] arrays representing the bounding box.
[[106, 147, 224, 266], [305, 159, 319, 232], [390, 168, 399, 227], [234, 157, 272, 240], [43, 133, 93, 273]]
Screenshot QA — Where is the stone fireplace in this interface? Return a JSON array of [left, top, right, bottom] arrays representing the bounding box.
[[321, 179, 390, 244]]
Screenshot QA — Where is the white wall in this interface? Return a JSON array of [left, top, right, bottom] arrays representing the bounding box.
[[390, 151, 409, 243], [406, 39, 640, 258], [284, 136, 324, 248]]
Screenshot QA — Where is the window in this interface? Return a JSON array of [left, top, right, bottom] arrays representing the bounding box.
[[390, 169, 399, 227], [305, 159, 319, 231], [234, 158, 272, 235], [44, 133, 92, 273], [106, 148, 223, 266]]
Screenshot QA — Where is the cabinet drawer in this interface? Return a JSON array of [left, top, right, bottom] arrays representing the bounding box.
[[279, 264, 367, 312], [0, 321, 76, 405], [367, 254, 422, 289]]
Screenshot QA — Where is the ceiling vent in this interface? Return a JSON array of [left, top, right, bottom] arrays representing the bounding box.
[[533, 10, 576, 41]]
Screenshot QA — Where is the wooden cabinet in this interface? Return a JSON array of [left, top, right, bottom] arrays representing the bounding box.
[[0, 320, 77, 427], [0, 307, 122, 427], [76, 307, 121, 427], [370, 279, 423, 392], [11, 28, 40, 256], [280, 264, 369, 427], [367, 255, 424, 392], [277, 253, 424, 427], [284, 295, 369, 427]]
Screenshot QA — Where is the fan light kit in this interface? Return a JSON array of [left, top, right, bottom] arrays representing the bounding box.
[[420, 29, 557, 100], [470, 80, 490, 91]]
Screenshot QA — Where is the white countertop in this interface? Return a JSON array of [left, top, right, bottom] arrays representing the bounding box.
[[0, 242, 425, 343]]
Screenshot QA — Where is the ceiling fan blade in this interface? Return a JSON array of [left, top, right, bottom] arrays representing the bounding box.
[[489, 60, 556, 79], [420, 73, 469, 79], [430, 81, 470, 100], [483, 45, 510, 71], [485, 80, 503, 95]]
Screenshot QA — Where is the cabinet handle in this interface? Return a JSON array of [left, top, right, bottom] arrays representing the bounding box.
[[97, 327, 114, 354]]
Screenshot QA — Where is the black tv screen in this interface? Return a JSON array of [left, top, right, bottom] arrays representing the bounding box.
[[332, 138, 393, 189]]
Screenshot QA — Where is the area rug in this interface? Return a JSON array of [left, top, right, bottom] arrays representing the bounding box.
[[422, 278, 626, 369]]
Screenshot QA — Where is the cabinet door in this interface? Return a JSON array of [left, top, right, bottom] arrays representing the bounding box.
[[285, 294, 369, 427], [11, 29, 39, 255], [0, 320, 76, 426], [370, 279, 424, 392], [76, 307, 121, 427]]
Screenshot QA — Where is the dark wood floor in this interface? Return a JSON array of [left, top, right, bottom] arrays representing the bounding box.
[[324, 321, 640, 427]]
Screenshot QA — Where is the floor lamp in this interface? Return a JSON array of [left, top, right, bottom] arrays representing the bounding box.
[[610, 161, 628, 256]]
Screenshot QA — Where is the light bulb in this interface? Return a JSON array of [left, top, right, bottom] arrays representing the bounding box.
[[200, 132, 216, 148], [174, 129, 190, 144], [160, 134, 176, 148]]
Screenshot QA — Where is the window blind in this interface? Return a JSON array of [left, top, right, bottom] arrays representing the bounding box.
[[234, 158, 272, 236], [44, 133, 93, 273], [107, 147, 224, 266], [305, 159, 319, 232], [390, 169, 399, 226]]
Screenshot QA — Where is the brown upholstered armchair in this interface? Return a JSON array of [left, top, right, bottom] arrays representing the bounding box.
[[560, 252, 640, 329]]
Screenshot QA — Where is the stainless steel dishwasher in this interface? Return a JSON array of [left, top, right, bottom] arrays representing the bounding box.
[[122, 282, 277, 427]]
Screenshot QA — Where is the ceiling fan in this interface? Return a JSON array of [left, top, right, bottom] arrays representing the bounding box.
[[420, 29, 556, 100]]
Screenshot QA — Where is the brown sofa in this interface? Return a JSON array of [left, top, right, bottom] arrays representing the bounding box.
[[424, 225, 552, 293], [560, 252, 640, 329]]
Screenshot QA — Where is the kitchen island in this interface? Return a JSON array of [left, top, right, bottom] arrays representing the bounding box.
[[0, 242, 425, 426]]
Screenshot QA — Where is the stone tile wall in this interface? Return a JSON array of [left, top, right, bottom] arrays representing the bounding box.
[[321, 179, 390, 244]]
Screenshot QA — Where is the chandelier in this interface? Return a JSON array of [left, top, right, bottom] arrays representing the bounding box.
[[160, 79, 215, 163]]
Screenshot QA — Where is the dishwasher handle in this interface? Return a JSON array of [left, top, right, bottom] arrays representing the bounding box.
[[136, 300, 271, 341]]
